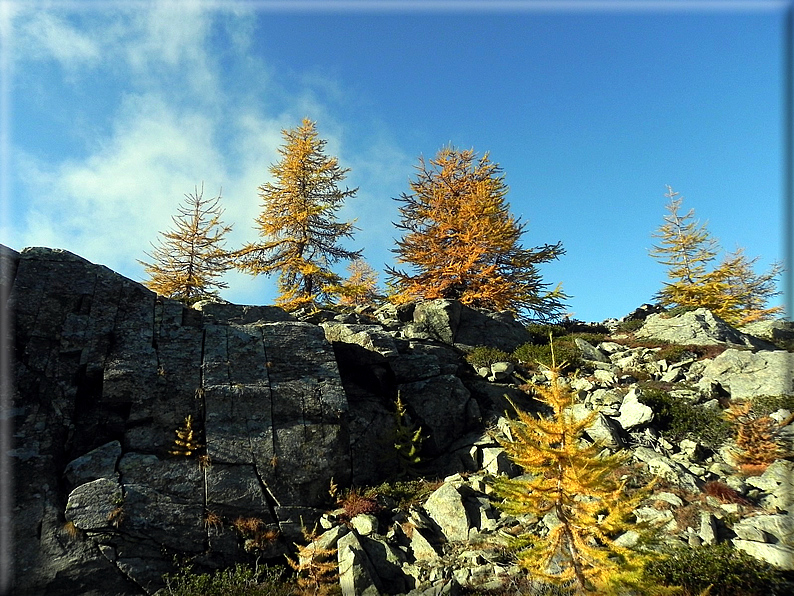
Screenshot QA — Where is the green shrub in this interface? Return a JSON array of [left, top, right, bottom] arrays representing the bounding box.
[[769, 337, 794, 352], [615, 319, 645, 333], [652, 344, 697, 364], [512, 339, 581, 372], [566, 332, 608, 345], [661, 305, 700, 318], [359, 478, 443, 510], [162, 563, 294, 596], [465, 346, 514, 369], [643, 543, 792, 596], [637, 386, 731, 448], [751, 395, 794, 417], [525, 323, 567, 344]]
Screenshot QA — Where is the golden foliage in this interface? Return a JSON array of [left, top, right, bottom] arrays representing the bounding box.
[[232, 516, 280, 552], [233, 118, 361, 311], [650, 186, 782, 326], [490, 346, 666, 595], [107, 505, 125, 528], [391, 393, 425, 478], [332, 258, 382, 306], [62, 520, 81, 539], [139, 183, 232, 304], [387, 146, 566, 321], [203, 509, 223, 531], [287, 525, 339, 596], [169, 414, 203, 456], [725, 401, 785, 471]]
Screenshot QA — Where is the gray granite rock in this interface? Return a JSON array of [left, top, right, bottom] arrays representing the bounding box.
[[636, 308, 774, 348], [403, 299, 531, 352], [63, 440, 122, 488], [697, 349, 794, 400], [423, 482, 471, 543], [338, 531, 383, 596], [615, 388, 654, 431]]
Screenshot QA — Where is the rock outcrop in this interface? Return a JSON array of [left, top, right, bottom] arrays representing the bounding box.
[[5, 245, 794, 596], [7, 247, 351, 595], [635, 307, 775, 349]]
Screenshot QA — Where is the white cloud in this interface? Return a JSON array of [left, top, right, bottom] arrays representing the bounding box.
[[13, 93, 230, 273], [9, 1, 415, 304], [122, 0, 223, 97], [16, 11, 101, 68]]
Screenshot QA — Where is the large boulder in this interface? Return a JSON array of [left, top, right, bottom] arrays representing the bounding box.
[[740, 319, 794, 347], [635, 308, 774, 349], [402, 299, 532, 352], [8, 246, 351, 595], [697, 349, 794, 400]]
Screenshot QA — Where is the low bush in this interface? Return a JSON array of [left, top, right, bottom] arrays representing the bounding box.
[[512, 339, 581, 372], [566, 332, 609, 345], [336, 488, 381, 522], [525, 323, 567, 344], [637, 386, 731, 448], [653, 344, 697, 364], [162, 563, 293, 596], [358, 478, 443, 511], [465, 346, 514, 369], [615, 319, 645, 333], [642, 543, 792, 596], [660, 305, 700, 318], [751, 394, 794, 417], [702, 480, 751, 505]]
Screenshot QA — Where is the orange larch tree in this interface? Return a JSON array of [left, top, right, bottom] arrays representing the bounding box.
[[650, 186, 782, 326], [387, 146, 566, 321], [233, 118, 361, 311], [139, 183, 232, 305], [334, 258, 382, 306]]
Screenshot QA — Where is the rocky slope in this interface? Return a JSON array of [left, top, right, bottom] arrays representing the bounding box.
[[3, 245, 794, 595]]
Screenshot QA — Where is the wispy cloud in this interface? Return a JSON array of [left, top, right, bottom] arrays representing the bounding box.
[[8, 1, 410, 303], [16, 11, 102, 68], [14, 93, 228, 269]]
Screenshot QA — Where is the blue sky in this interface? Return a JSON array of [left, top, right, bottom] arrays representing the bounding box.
[[2, 0, 790, 322]]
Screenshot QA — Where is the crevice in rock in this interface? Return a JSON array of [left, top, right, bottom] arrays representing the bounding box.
[[151, 298, 161, 352], [198, 326, 209, 547], [252, 461, 282, 518], [258, 327, 279, 481]]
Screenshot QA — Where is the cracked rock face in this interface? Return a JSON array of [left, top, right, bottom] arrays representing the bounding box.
[[7, 246, 351, 595], [8, 245, 794, 595]]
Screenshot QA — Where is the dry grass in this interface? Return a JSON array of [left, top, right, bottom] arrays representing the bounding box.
[[62, 520, 81, 539], [203, 509, 223, 530], [702, 481, 751, 506], [336, 489, 381, 523], [107, 506, 125, 528]]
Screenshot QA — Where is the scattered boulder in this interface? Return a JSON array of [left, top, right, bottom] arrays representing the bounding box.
[[732, 514, 794, 544], [632, 447, 701, 493], [744, 460, 794, 513], [402, 299, 531, 352], [65, 478, 124, 532], [322, 322, 400, 358], [740, 319, 794, 347], [338, 531, 383, 596], [697, 349, 794, 400], [9, 244, 794, 594], [574, 338, 610, 363], [63, 440, 122, 488], [635, 308, 774, 349], [423, 481, 471, 542], [733, 540, 794, 571], [614, 388, 654, 431]]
